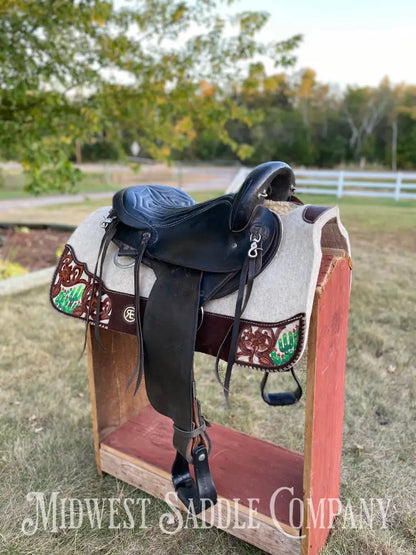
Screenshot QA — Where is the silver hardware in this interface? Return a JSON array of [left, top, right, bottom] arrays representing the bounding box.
[[197, 306, 204, 330], [257, 191, 268, 199], [248, 233, 262, 258], [113, 253, 135, 269], [197, 452, 206, 462], [101, 215, 115, 229], [231, 241, 238, 249]]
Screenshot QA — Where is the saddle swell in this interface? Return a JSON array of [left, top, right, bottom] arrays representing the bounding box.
[[86, 161, 298, 514]]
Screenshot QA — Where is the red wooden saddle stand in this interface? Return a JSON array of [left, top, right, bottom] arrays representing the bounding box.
[[86, 251, 352, 555]]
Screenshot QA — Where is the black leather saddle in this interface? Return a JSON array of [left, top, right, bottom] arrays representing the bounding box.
[[90, 161, 301, 513]]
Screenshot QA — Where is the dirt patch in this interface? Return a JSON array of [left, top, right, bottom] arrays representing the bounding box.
[[0, 227, 70, 271]]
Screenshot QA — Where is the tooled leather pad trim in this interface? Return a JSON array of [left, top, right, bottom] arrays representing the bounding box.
[[50, 244, 306, 371]]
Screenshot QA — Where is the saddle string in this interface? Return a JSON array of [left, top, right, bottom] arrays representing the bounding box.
[[93, 219, 118, 344], [127, 232, 151, 394], [223, 251, 258, 404], [82, 217, 118, 353], [214, 250, 258, 405]]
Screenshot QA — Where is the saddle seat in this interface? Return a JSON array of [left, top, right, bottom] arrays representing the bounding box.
[[113, 193, 279, 279], [112, 185, 197, 228]]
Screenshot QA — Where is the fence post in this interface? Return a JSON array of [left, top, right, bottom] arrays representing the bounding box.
[[337, 171, 344, 198], [394, 173, 402, 201]]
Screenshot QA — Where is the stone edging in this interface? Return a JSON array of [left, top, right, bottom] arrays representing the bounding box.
[[0, 222, 76, 296], [0, 266, 55, 297]]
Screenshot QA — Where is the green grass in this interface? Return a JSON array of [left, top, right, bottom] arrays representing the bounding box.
[[0, 191, 224, 227], [0, 165, 191, 198], [0, 166, 153, 198], [300, 194, 416, 233], [0, 198, 416, 553], [0, 169, 115, 198]]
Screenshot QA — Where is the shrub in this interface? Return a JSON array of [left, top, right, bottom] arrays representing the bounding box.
[[0, 259, 28, 279]]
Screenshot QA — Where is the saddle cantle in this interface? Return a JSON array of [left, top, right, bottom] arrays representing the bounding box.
[[86, 161, 297, 513]]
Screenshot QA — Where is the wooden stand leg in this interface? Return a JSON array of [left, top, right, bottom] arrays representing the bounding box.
[[302, 256, 352, 554], [86, 326, 150, 473]]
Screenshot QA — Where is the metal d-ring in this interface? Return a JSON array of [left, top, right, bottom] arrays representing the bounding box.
[[113, 252, 135, 269], [197, 306, 204, 330], [248, 232, 262, 258], [257, 185, 271, 199]]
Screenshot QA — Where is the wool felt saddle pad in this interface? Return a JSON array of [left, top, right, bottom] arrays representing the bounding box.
[[51, 200, 350, 374]]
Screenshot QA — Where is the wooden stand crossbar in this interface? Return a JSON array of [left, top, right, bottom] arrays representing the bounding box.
[[86, 253, 352, 554]]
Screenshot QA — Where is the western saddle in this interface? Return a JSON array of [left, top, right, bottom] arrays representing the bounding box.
[[89, 161, 300, 513]]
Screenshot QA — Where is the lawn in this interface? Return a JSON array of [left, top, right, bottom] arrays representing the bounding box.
[[0, 163, 225, 199], [0, 168, 117, 198], [0, 163, 170, 198], [0, 194, 415, 554]]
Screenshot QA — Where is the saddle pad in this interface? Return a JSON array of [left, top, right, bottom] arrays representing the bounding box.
[[50, 202, 350, 373]]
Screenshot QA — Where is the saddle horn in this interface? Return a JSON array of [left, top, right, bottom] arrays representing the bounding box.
[[230, 161, 296, 232]]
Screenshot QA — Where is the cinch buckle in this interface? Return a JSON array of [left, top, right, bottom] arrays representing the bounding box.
[[248, 233, 262, 258]]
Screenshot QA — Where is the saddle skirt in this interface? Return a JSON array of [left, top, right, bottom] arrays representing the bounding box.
[[51, 200, 350, 373]]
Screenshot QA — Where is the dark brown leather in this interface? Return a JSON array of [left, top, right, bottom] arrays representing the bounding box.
[[302, 205, 329, 223]]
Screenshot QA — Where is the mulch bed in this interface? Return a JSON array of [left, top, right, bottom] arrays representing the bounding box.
[[0, 227, 71, 271]]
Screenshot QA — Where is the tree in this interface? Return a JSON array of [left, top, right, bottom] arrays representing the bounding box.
[[343, 82, 390, 166], [385, 82, 416, 170], [0, 0, 301, 193], [391, 85, 416, 169]]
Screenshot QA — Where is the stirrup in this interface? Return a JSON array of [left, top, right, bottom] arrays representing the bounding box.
[[260, 367, 302, 406], [171, 446, 217, 514]]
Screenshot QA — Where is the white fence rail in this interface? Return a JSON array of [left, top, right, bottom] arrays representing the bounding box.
[[227, 167, 416, 200]]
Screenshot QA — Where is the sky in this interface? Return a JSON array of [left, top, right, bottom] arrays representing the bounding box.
[[232, 0, 416, 88]]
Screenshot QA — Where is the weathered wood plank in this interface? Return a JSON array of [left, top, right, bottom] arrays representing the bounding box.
[[302, 255, 351, 554], [100, 446, 302, 555]]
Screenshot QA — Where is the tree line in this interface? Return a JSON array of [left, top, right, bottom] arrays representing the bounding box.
[[165, 67, 416, 171], [1, 1, 414, 195], [79, 67, 416, 171]]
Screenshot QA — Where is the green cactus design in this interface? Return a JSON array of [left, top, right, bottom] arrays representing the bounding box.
[[270, 350, 283, 366], [54, 284, 85, 314], [271, 324, 300, 367]]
